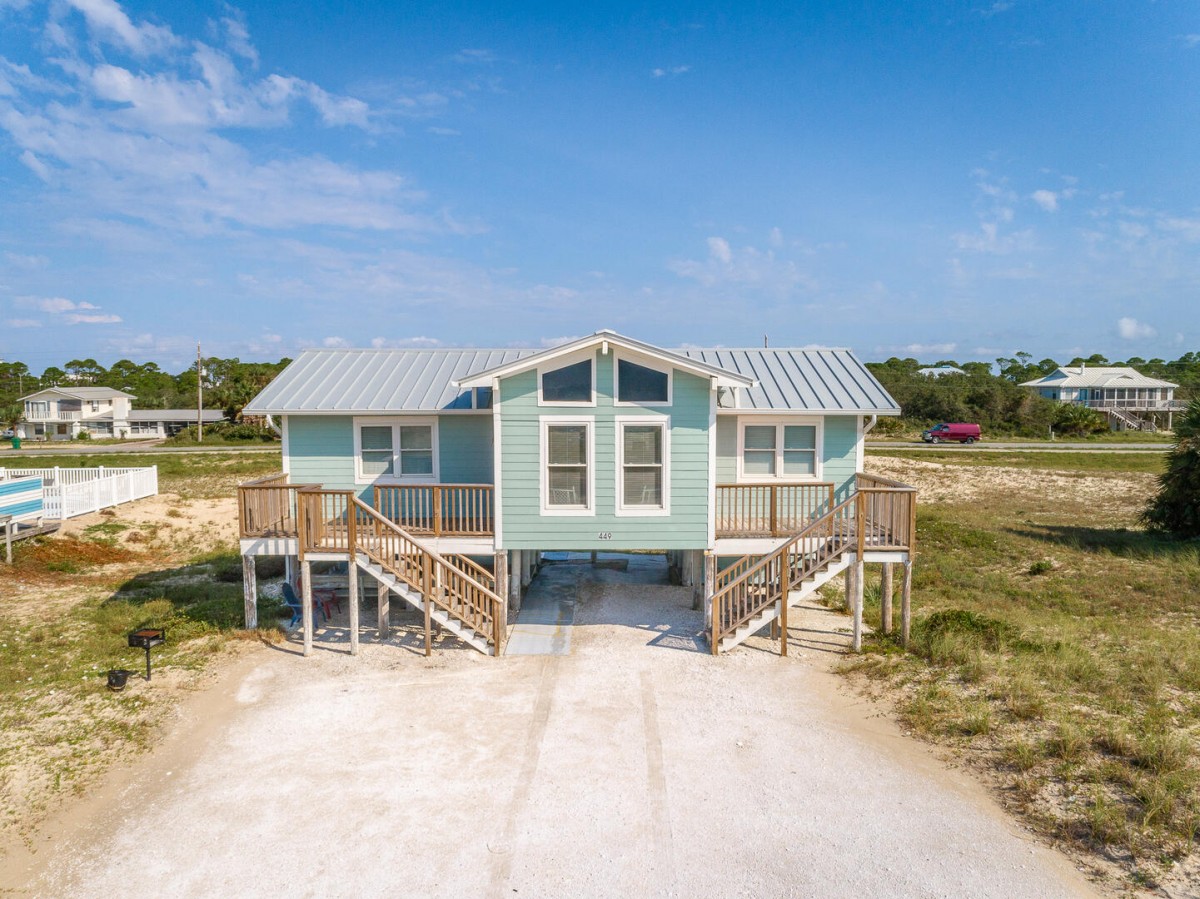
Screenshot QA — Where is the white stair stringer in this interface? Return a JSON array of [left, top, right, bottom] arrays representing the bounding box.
[[355, 553, 493, 655], [716, 554, 852, 654]]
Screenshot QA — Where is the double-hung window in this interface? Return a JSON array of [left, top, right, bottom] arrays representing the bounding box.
[[740, 421, 820, 480], [543, 419, 592, 512], [617, 419, 668, 513], [355, 418, 437, 483]]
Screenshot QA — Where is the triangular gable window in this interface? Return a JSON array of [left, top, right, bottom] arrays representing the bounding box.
[[616, 359, 670, 405], [540, 360, 592, 403]]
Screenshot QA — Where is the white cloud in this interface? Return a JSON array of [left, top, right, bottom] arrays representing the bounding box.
[[58, 0, 179, 57], [669, 235, 815, 294], [4, 318, 41, 328], [453, 49, 496, 64], [1117, 317, 1155, 340], [1183, 34, 1200, 48], [651, 65, 691, 77], [35, 296, 84, 313], [322, 336, 350, 348], [977, 1, 1013, 16], [903, 342, 958, 355], [952, 222, 1035, 254], [539, 335, 582, 348], [65, 312, 121, 324], [707, 236, 731, 264], [1031, 189, 1058, 212], [3, 251, 49, 268], [369, 336, 443, 348]]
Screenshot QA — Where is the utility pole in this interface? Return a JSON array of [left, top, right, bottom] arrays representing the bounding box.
[[196, 342, 204, 442]]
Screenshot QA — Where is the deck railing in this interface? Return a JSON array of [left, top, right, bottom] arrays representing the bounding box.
[[374, 484, 494, 537], [1081, 398, 1186, 411], [714, 483, 835, 537], [712, 495, 857, 654], [855, 472, 917, 554], [296, 488, 505, 652], [237, 473, 314, 538]]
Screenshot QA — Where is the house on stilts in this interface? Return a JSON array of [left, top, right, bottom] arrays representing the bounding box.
[[236, 330, 917, 656]]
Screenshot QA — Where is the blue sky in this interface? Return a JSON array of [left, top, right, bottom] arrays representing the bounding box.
[[0, 0, 1197, 370]]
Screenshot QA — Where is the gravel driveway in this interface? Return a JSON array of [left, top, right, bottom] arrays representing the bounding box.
[[9, 556, 1097, 898]]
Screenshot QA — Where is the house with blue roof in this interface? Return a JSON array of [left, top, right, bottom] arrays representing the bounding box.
[[237, 330, 917, 657]]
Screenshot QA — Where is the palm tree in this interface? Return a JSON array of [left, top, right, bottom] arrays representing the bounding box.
[[1142, 399, 1200, 538]]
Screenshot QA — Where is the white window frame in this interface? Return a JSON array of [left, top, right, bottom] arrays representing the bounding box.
[[736, 417, 823, 482], [615, 415, 670, 516], [353, 416, 439, 485], [537, 351, 597, 407], [540, 416, 595, 516], [613, 353, 672, 408]]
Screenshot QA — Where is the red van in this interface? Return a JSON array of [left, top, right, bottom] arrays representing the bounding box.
[[921, 423, 982, 444]]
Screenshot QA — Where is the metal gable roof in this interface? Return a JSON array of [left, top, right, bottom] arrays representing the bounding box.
[[1021, 366, 1177, 390], [243, 349, 539, 413], [245, 344, 898, 415], [677, 348, 900, 414]]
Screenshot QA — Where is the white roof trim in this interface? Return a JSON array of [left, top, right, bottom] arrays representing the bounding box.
[[454, 330, 757, 390], [19, 386, 135, 402]]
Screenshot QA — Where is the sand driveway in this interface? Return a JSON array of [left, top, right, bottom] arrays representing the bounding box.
[[6, 556, 1098, 898]]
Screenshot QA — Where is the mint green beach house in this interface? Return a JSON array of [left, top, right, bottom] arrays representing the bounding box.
[[238, 330, 917, 656]]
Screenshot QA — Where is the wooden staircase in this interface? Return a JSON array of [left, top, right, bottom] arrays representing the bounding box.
[[297, 489, 506, 655], [711, 474, 917, 656], [1105, 407, 1158, 432]]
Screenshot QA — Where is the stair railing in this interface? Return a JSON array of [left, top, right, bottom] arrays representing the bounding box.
[[710, 495, 857, 655], [296, 488, 506, 652]]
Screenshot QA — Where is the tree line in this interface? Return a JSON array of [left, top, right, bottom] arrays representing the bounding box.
[[868, 351, 1199, 437], [0, 357, 291, 424]]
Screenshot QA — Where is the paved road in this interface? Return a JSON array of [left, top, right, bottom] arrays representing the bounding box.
[[1, 440, 280, 457], [6, 557, 1098, 898], [868, 441, 1168, 453]]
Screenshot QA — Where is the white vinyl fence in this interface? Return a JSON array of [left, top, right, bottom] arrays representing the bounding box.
[[0, 466, 158, 519]]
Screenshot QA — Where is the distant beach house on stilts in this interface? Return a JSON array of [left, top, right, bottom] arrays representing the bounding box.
[[1021, 365, 1184, 432]]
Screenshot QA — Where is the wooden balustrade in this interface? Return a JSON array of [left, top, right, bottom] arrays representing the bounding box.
[[855, 472, 917, 553], [374, 484, 494, 537], [238, 474, 317, 538], [711, 495, 857, 654], [714, 483, 835, 537]]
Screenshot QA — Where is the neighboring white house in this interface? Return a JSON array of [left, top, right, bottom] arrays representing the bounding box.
[[918, 365, 965, 377], [19, 386, 224, 440], [127, 409, 225, 438], [1021, 365, 1184, 431]]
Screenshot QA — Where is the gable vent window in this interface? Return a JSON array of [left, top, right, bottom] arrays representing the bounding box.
[[541, 360, 592, 403], [617, 359, 669, 404]]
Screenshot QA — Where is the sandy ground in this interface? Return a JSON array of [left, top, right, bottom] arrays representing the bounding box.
[[3, 555, 1099, 899]]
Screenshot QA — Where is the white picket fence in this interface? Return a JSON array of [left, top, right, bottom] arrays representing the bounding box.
[[0, 466, 158, 519]]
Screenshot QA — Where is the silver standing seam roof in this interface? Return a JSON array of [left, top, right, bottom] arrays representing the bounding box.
[[678, 349, 899, 414], [244, 346, 899, 415]]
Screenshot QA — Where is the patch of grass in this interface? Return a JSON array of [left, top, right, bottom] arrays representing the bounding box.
[[0, 549, 284, 836], [849, 454, 1200, 885]]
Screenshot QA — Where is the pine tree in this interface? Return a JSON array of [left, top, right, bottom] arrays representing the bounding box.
[[1142, 399, 1200, 538]]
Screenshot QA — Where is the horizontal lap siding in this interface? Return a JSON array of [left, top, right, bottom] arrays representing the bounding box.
[[823, 416, 859, 502], [499, 351, 711, 550], [286, 415, 360, 496], [439, 417, 494, 483], [287, 414, 494, 503], [714, 414, 861, 499]]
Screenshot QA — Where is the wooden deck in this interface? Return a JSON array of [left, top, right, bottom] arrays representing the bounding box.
[[240, 477, 915, 545]]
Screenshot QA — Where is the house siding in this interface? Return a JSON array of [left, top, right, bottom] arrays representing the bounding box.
[[498, 350, 711, 550], [286, 414, 493, 502], [714, 413, 861, 500]]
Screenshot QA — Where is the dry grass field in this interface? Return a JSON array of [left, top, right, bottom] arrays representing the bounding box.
[[0, 452, 284, 841], [851, 450, 1200, 893]]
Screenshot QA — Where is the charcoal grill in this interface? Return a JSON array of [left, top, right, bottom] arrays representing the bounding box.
[[127, 628, 165, 681]]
